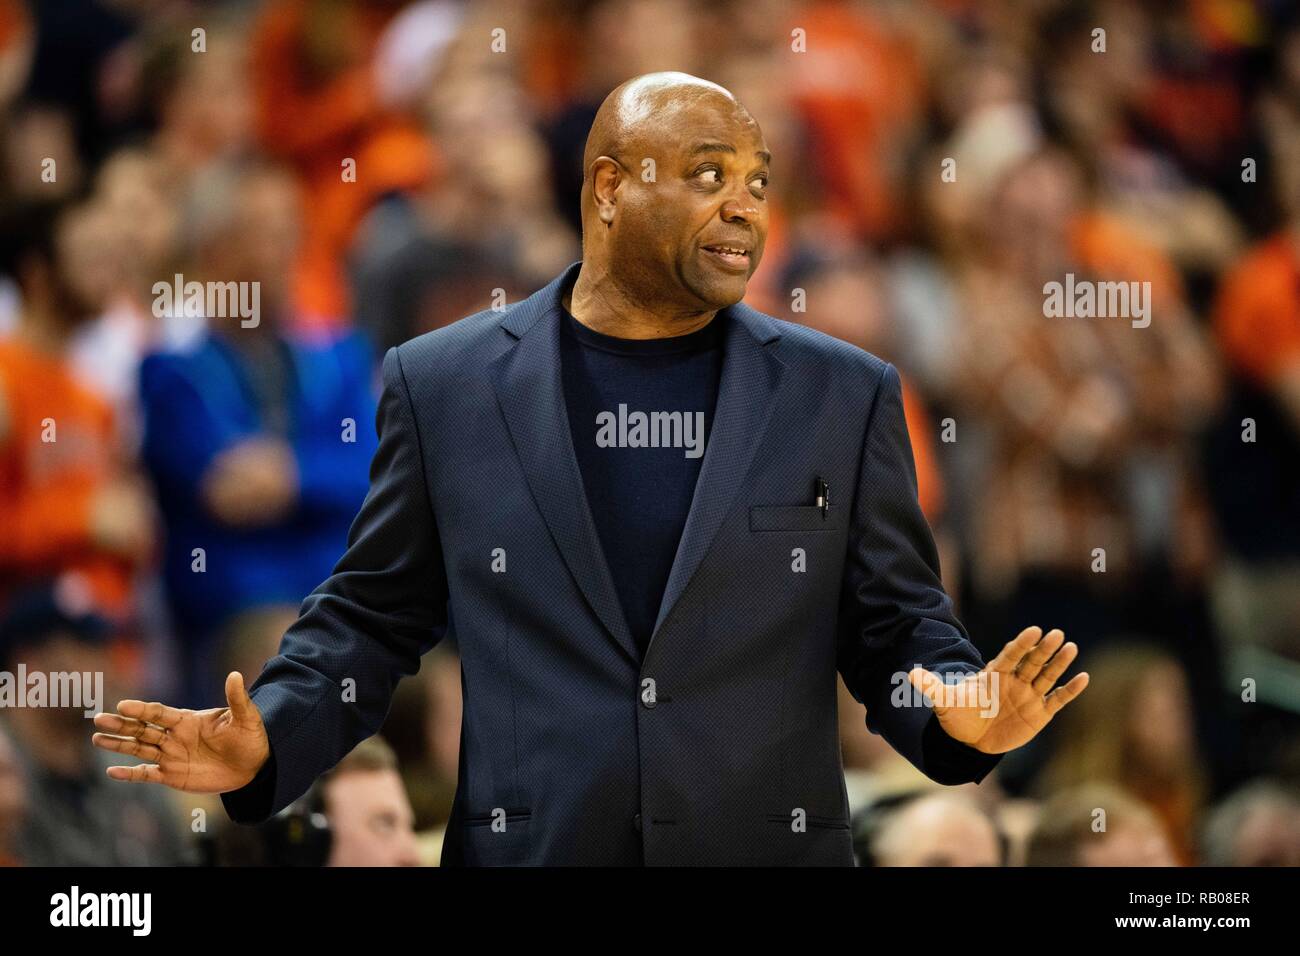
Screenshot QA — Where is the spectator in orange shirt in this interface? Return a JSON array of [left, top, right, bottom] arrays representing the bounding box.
[[785, 0, 927, 242], [248, 0, 439, 324], [1215, 229, 1300, 426], [1205, 224, 1300, 655], [0, 199, 155, 621]]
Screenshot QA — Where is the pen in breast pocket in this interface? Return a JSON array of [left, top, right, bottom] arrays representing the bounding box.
[[814, 476, 829, 518]]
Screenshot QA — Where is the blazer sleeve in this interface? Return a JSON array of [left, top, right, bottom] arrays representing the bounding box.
[[836, 362, 1003, 785], [221, 346, 449, 823]]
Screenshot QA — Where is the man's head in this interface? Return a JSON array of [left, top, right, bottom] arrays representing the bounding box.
[[185, 160, 302, 321], [0, 198, 111, 328], [1201, 781, 1300, 867], [579, 72, 770, 312], [1026, 784, 1177, 866], [0, 575, 112, 736], [319, 736, 420, 867], [861, 791, 1004, 867]]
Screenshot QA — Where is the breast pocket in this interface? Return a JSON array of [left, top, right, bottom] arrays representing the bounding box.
[[749, 504, 844, 532]]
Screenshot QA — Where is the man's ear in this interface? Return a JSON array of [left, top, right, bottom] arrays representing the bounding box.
[[591, 156, 623, 226]]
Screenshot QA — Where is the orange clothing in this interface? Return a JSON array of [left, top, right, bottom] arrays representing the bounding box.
[[900, 376, 945, 523], [1129, 777, 1201, 867], [249, 0, 438, 325], [1138, 1, 1254, 168], [1214, 232, 1300, 388], [0, 337, 132, 617], [518, 7, 585, 117], [1191, 0, 1266, 49], [1069, 210, 1185, 307], [0, 0, 27, 50], [786, 0, 925, 240]]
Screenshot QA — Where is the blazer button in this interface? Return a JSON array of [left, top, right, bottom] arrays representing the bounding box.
[[633, 813, 642, 832]]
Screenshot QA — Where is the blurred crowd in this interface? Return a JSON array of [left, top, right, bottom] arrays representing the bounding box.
[[1, 0, 1299, 866]]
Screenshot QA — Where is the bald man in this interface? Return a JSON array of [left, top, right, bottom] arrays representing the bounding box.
[[92, 72, 1088, 866]]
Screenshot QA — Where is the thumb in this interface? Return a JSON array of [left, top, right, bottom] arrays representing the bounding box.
[[225, 671, 257, 724], [908, 667, 951, 715]]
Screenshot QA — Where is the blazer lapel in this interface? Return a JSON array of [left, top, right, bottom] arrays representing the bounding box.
[[489, 263, 641, 664], [646, 301, 787, 656]]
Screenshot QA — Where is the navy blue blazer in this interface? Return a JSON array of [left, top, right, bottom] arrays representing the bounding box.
[[222, 261, 1002, 865]]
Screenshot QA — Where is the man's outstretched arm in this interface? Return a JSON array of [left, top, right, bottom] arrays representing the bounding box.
[[836, 362, 1087, 783], [94, 346, 450, 821]]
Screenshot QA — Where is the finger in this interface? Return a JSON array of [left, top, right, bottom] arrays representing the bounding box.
[[908, 667, 953, 714], [106, 763, 165, 784], [1016, 629, 1065, 683], [93, 712, 167, 746], [1044, 672, 1090, 716], [1032, 641, 1079, 695], [225, 671, 258, 724], [988, 626, 1043, 673], [116, 699, 185, 729], [92, 733, 163, 762]]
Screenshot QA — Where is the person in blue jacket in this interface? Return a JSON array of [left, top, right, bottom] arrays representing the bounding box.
[[138, 162, 377, 706]]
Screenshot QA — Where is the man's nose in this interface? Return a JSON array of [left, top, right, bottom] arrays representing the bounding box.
[[720, 188, 760, 223]]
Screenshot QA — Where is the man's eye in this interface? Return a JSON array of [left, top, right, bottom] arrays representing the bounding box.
[[752, 175, 769, 190], [696, 167, 722, 184]]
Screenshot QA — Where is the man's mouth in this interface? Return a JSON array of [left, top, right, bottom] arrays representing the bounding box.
[[701, 244, 752, 271]]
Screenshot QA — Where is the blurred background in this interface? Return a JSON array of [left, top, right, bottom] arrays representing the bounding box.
[[1, 0, 1299, 867]]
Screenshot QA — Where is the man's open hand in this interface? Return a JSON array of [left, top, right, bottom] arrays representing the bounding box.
[[91, 671, 270, 793], [908, 626, 1090, 755]]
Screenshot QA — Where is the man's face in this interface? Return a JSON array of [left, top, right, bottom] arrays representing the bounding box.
[[55, 203, 119, 318], [876, 798, 1002, 866], [18, 634, 108, 733], [323, 769, 420, 867], [609, 97, 770, 311], [1078, 821, 1177, 866], [225, 173, 301, 311]]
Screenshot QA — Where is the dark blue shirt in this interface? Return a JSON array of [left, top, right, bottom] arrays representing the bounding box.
[[559, 306, 725, 657]]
